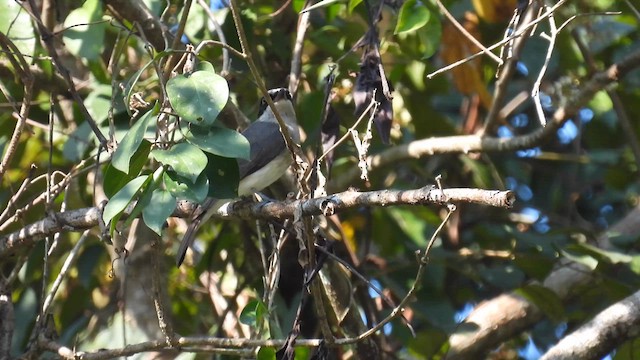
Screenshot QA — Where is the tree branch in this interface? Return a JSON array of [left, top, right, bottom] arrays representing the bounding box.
[[0, 187, 514, 259], [540, 289, 640, 360], [445, 204, 640, 359]]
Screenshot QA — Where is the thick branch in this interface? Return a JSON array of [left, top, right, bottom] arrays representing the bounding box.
[[0, 187, 513, 259], [445, 205, 640, 359], [540, 290, 640, 360], [104, 0, 169, 51]]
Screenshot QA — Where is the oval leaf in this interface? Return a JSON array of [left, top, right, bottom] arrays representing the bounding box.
[[166, 70, 229, 126], [102, 176, 149, 224], [151, 143, 208, 184], [62, 0, 105, 60], [186, 125, 250, 160], [104, 140, 152, 198], [395, 0, 430, 35], [143, 188, 177, 235], [0, 1, 35, 57], [112, 110, 155, 173], [204, 153, 239, 198]]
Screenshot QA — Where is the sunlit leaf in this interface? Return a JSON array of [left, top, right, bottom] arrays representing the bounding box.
[[63, 0, 106, 60], [112, 109, 155, 173], [0, 0, 35, 56], [102, 175, 149, 224], [142, 188, 177, 235], [394, 0, 430, 35], [151, 143, 208, 184], [166, 70, 229, 126], [185, 125, 250, 160], [104, 140, 152, 198]]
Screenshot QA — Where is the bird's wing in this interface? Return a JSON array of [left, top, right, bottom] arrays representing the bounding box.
[[238, 121, 286, 178]]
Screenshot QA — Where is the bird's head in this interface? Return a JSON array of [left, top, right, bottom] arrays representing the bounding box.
[[257, 88, 296, 127]]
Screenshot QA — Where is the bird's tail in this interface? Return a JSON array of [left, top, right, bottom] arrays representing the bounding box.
[[176, 217, 201, 267]]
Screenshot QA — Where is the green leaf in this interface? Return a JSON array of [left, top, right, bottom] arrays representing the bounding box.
[[63, 121, 93, 161], [0, 0, 36, 56], [112, 110, 155, 173], [559, 248, 598, 270], [163, 171, 209, 203], [123, 166, 164, 229], [102, 175, 149, 225], [203, 153, 239, 198], [256, 347, 276, 360], [166, 70, 229, 126], [196, 61, 215, 73], [394, 0, 430, 35], [103, 140, 152, 198], [514, 284, 564, 322], [239, 299, 267, 327], [573, 242, 633, 264], [151, 143, 208, 184], [63, 0, 106, 60], [347, 0, 363, 13], [417, 12, 442, 59], [185, 125, 250, 160], [143, 188, 177, 235]]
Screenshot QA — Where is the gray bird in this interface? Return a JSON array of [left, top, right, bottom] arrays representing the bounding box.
[[176, 88, 300, 266]]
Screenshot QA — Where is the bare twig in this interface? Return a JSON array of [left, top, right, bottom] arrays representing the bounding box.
[[483, 1, 541, 133], [351, 203, 455, 342], [435, 0, 502, 65], [194, 40, 246, 61], [40, 230, 91, 316], [0, 32, 34, 186], [427, 0, 569, 79], [162, 0, 192, 80], [196, 0, 231, 75], [24, 0, 109, 149], [289, 1, 311, 96], [150, 231, 176, 347]]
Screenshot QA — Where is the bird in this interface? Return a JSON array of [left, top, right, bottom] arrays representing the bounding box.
[[176, 88, 300, 266]]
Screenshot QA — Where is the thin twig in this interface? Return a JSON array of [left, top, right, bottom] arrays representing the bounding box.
[[194, 40, 246, 60], [0, 32, 34, 186], [435, 0, 502, 65], [531, 5, 557, 127], [289, 0, 311, 96], [483, 1, 541, 133], [347, 203, 455, 342], [23, 0, 108, 149], [196, 0, 231, 75], [40, 231, 91, 316], [162, 0, 193, 80], [427, 0, 569, 79]]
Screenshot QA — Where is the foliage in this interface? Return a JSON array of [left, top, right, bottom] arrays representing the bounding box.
[[1, 0, 639, 359]]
